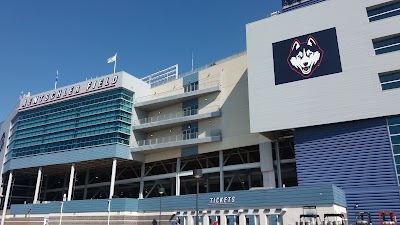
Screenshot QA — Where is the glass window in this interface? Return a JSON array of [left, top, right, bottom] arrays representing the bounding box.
[[9, 89, 132, 158], [373, 35, 400, 55], [380, 70, 400, 91], [386, 116, 400, 185], [367, 2, 400, 22]]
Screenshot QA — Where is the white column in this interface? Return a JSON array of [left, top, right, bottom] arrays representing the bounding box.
[[259, 213, 268, 225], [238, 214, 246, 225], [1, 171, 14, 225], [83, 169, 89, 200], [67, 163, 75, 201], [187, 215, 194, 225], [220, 215, 227, 225], [219, 150, 224, 192], [33, 167, 42, 204], [259, 142, 276, 188], [109, 158, 117, 199], [139, 163, 145, 199], [203, 215, 209, 225], [176, 158, 181, 196]]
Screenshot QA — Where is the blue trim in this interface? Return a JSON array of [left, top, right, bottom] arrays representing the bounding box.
[[10, 184, 345, 215], [3, 144, 133, 172]]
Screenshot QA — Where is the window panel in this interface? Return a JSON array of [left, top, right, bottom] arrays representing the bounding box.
[[9, 89, 133, 158], [373, 35, 400, 55], [367, 2, 400, 22]]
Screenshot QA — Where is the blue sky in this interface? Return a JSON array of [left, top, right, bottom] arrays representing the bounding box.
[[0, 1, 281, 121]]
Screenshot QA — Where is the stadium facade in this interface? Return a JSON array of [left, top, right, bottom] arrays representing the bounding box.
[[0, 0, 399, 224]]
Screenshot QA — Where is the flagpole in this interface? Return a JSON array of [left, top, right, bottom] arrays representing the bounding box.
[[114, 53, 117, 74]]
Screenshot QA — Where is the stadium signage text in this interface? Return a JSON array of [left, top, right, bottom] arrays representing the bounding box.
[[21, 75, 118, 109], [209, 196, 236, 204]]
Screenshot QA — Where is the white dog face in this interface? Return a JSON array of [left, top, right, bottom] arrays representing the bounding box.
[[288, 36, 323, 77]]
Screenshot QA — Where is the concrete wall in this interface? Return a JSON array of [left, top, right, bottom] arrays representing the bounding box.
[[198, 54, 259, 154], [137, 54, 260, 163], [246, 0, 400, 133]]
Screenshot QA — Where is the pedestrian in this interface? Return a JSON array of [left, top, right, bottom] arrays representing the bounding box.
[[171, 219, 177, 225], [213, 219, 218, 225], [152, 218, 158, 225], [177, 218, 180, 225]]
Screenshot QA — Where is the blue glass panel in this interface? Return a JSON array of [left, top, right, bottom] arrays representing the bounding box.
[[393, 145, 400, 154], [391, 136, 400, 144], [9, 89, 132, 158], [388, 117, 400, 126]]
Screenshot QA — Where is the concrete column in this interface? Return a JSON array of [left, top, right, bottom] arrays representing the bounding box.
[[219, 150, 224, 192], [109, 158, 117, 199], [187, 215, 194, 225], [259, 142, 276, 188], [176, 157, 181, 196], [259, 213, 268, 225], [203, 215, 209, 225], [1, 171, 14, 225], [83, 169, 89, 199], [33, 167, 42, 204], [275, 141, 282, 188], [67, 163, 75, 201], [220, 215, 227, 225], [238, 214, 246, 225], [139, 163, 145, 199]]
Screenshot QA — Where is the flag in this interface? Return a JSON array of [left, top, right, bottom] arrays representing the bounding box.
[[55, 70, 59, 89], [107, 53, 117, 63], [19, 91, 24, 100]]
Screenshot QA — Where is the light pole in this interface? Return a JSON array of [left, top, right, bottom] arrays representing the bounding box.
[[193, 169, 203, 225], [158, 187, 165, 225]]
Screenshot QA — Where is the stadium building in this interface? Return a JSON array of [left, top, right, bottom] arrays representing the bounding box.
[[0, 0, 399, 224]]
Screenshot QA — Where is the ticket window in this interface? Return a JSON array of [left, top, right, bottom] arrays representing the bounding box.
[[210, 216, 220, 225], [254, 215, 260, 225], [227, 215, 239, 225], [268, 215, 280, 225], [246, 215, 254, 225], [178, 216, 185, 225]]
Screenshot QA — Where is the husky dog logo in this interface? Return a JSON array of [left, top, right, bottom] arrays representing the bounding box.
[[287, 35, 324, 78]]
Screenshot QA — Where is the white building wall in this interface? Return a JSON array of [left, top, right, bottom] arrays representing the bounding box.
[[246, 0, 400, 133]]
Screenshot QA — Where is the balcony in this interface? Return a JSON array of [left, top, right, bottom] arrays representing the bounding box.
[[132, 129, 221, 152], [134, 80, 220, 111], [132, 106, 221, 132]]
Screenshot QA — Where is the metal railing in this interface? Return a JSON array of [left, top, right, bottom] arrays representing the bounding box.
[[134, 80, 220, 104], [136, 129, 221, 147], [141, 64, 178, 87], [133, 105, 220, 125]]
